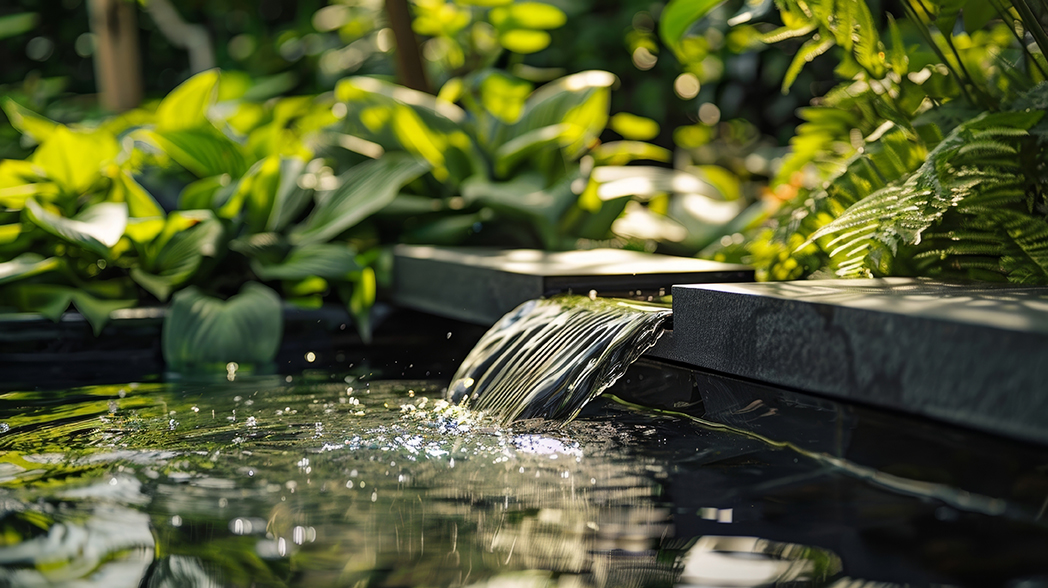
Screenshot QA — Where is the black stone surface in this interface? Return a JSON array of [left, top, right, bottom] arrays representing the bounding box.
[[647, 278, 1048, 445], [392, 245, 753, 325]]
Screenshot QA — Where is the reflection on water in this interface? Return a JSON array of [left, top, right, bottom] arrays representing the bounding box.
[[0, 372, 1046, 586]]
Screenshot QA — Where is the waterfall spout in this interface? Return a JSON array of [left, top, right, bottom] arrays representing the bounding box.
[[447, 295, 671, 423]]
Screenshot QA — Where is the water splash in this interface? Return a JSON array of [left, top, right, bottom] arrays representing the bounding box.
[[447, 295, 671, 423]]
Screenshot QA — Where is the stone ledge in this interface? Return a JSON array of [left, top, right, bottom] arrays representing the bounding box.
[[647, 278, 1048, 445]]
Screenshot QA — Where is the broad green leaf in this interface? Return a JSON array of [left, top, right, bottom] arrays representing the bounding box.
[[462, 172, 576, 247], [162, 283, 283, 372], [151, 128, 248, 178], [389, 105, 451, 180], [489, 3, 566, 30], [110, 171, 164, 218], [70, 290, 135, 335], [591, 141, 672, 166], [479, 72, 533, 124], [155, 70, 220, 132], [609, 113, 660, 140], [228, 232, 290, 266], [0, 12, 39, 40], [493, 123, 569, 177], [335, 76, 466, 125], [1, 98, 56, 143], [0, 253, 59, 285], [267, 157, 311, 232], [252, 243, 361, 281], [178, 174, 232, 210], [132, 213, 224, 301], [659, 0, 729, 59], [24, 199, 128, 258], [498, 29, 552, 54], [291, 153, 429, 246], [0, 160, 46, 209], [0, 223, 20, 245], [2, 284, 133, 335], [0, 159, 40, 187], [31, 126, 119, 196], [500, 70, 616, 154], [125, 217, 166, 244]]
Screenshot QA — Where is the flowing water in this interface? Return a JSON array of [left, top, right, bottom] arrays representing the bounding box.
[[1, 299, 1048, 586], [447, 296, 671, 424]]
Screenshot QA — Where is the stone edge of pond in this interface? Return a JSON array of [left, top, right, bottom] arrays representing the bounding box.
[[647, 278, 1048, 446]]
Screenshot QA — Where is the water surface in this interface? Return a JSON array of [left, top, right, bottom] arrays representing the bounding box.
[[0, 368, 1046, 586]]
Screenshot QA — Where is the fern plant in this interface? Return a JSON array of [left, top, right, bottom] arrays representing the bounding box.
[[671, 0, 1048, 283]]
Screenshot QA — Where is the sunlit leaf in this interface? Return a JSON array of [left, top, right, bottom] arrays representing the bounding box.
[[591, 141, 672, 166], [31, 126, 119, 196], [155, 70, 220, 132], [498, 29, 551, 54], [252, 243, 361, 281], [0, 253, 59, 285], [151, 128, 248, 178], [1, 98, 56, 144], [500, 70, 616, 156], [479, 72, 533, 124], [162, 283, 283, 372], [489, 3, 567, 30], [110, 170, 164, 218], [609, 113, 660, 140], [659, 0, 729, 59], [291, 153, 429, 246], [24, 199, 127, 258], [125, 217, 166, 244]]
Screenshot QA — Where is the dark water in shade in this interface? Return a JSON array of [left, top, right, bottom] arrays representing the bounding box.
[[0, 365, 1047, 587], [447, 296, 671, 424]]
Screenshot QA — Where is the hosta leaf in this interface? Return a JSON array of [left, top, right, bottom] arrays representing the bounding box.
[[31, 126, 119, 196], [1, 98, 57, 144], [24, 199, 128, 258], [252, 243, 361, 281], [131, 213, 224, 302], [0, 253, 59, 285], [162, 283, 283, 372], [291, 153, 429, 246], [151, 128, 248, 178], [500, 70, 616, 153], [155, 70, 220, 132], [3, 284, 133, 335], [110, 170, 164, 218]]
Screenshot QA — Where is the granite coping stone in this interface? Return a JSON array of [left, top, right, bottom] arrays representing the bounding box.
[[392, 245, 752, 325], [646, 278, 1048, 445]]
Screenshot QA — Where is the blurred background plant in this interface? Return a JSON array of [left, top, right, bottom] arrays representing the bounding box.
[[2, 0, 1046, 365]]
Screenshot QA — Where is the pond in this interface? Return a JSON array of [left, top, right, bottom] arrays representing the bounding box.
[[1, 324, 1048, 586]]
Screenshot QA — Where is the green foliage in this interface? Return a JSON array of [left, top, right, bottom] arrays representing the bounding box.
[[699, 0, 1048, 285], [162, 282, 283, 372]]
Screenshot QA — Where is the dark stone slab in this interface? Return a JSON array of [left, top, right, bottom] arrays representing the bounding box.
[[392, 245, 753, 325], [647, 278, 1048, 445]]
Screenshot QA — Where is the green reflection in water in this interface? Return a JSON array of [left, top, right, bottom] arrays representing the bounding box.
[[0, 374, 840, 587]]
